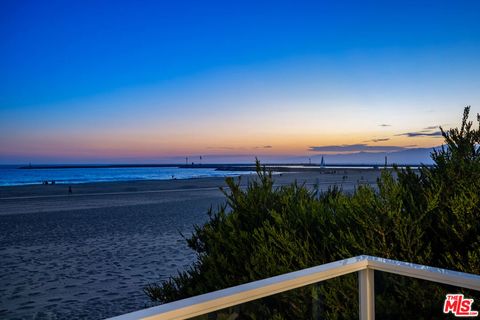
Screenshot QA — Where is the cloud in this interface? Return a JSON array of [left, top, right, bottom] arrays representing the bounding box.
[[308, 144, 407, 153], [379, 124, 391, 127], [254, 145, 273, 149], [364, 138, 390, 143], [396, 131, 442, 137], [423, 125, 439, 130]]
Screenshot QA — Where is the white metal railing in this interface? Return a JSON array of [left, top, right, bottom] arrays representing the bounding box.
[[107, 255, 480, 320]]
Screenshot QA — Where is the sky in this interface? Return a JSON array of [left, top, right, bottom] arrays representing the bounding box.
[[1, 0, 480, 164]]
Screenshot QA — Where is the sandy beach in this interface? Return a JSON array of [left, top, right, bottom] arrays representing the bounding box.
[[0, 169, 382, 319]]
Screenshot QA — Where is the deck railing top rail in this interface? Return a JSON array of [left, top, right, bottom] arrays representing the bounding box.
[[108, 255, 480, 320]]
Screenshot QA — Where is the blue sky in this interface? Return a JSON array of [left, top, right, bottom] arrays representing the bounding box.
[[1, 0, 479, 164]]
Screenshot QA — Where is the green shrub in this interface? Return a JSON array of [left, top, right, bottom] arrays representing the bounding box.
[[145, 107, 480, 319]]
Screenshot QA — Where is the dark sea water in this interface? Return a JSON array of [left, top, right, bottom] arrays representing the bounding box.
[[0, 165, 243, 186]]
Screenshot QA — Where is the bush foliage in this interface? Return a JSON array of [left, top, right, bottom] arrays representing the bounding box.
[[145, 107, 480, 319]]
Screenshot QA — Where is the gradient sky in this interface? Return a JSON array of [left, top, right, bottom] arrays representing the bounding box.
[[1, 0, 480, 164]]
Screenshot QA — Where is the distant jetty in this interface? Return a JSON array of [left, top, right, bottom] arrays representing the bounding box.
[[18, 163, 427, 171], [19, 164, 185, 169]]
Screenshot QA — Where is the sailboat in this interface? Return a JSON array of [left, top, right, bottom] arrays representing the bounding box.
[[320, 156, 325, 168]]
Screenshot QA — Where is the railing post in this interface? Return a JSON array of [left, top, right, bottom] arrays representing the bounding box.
[[359, 268, 375, 320]]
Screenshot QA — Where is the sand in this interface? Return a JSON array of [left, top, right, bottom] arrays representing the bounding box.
[[0, 169, 382, 319]]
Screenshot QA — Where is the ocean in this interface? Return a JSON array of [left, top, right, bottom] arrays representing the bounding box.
[[0, 165, 245, 186]]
